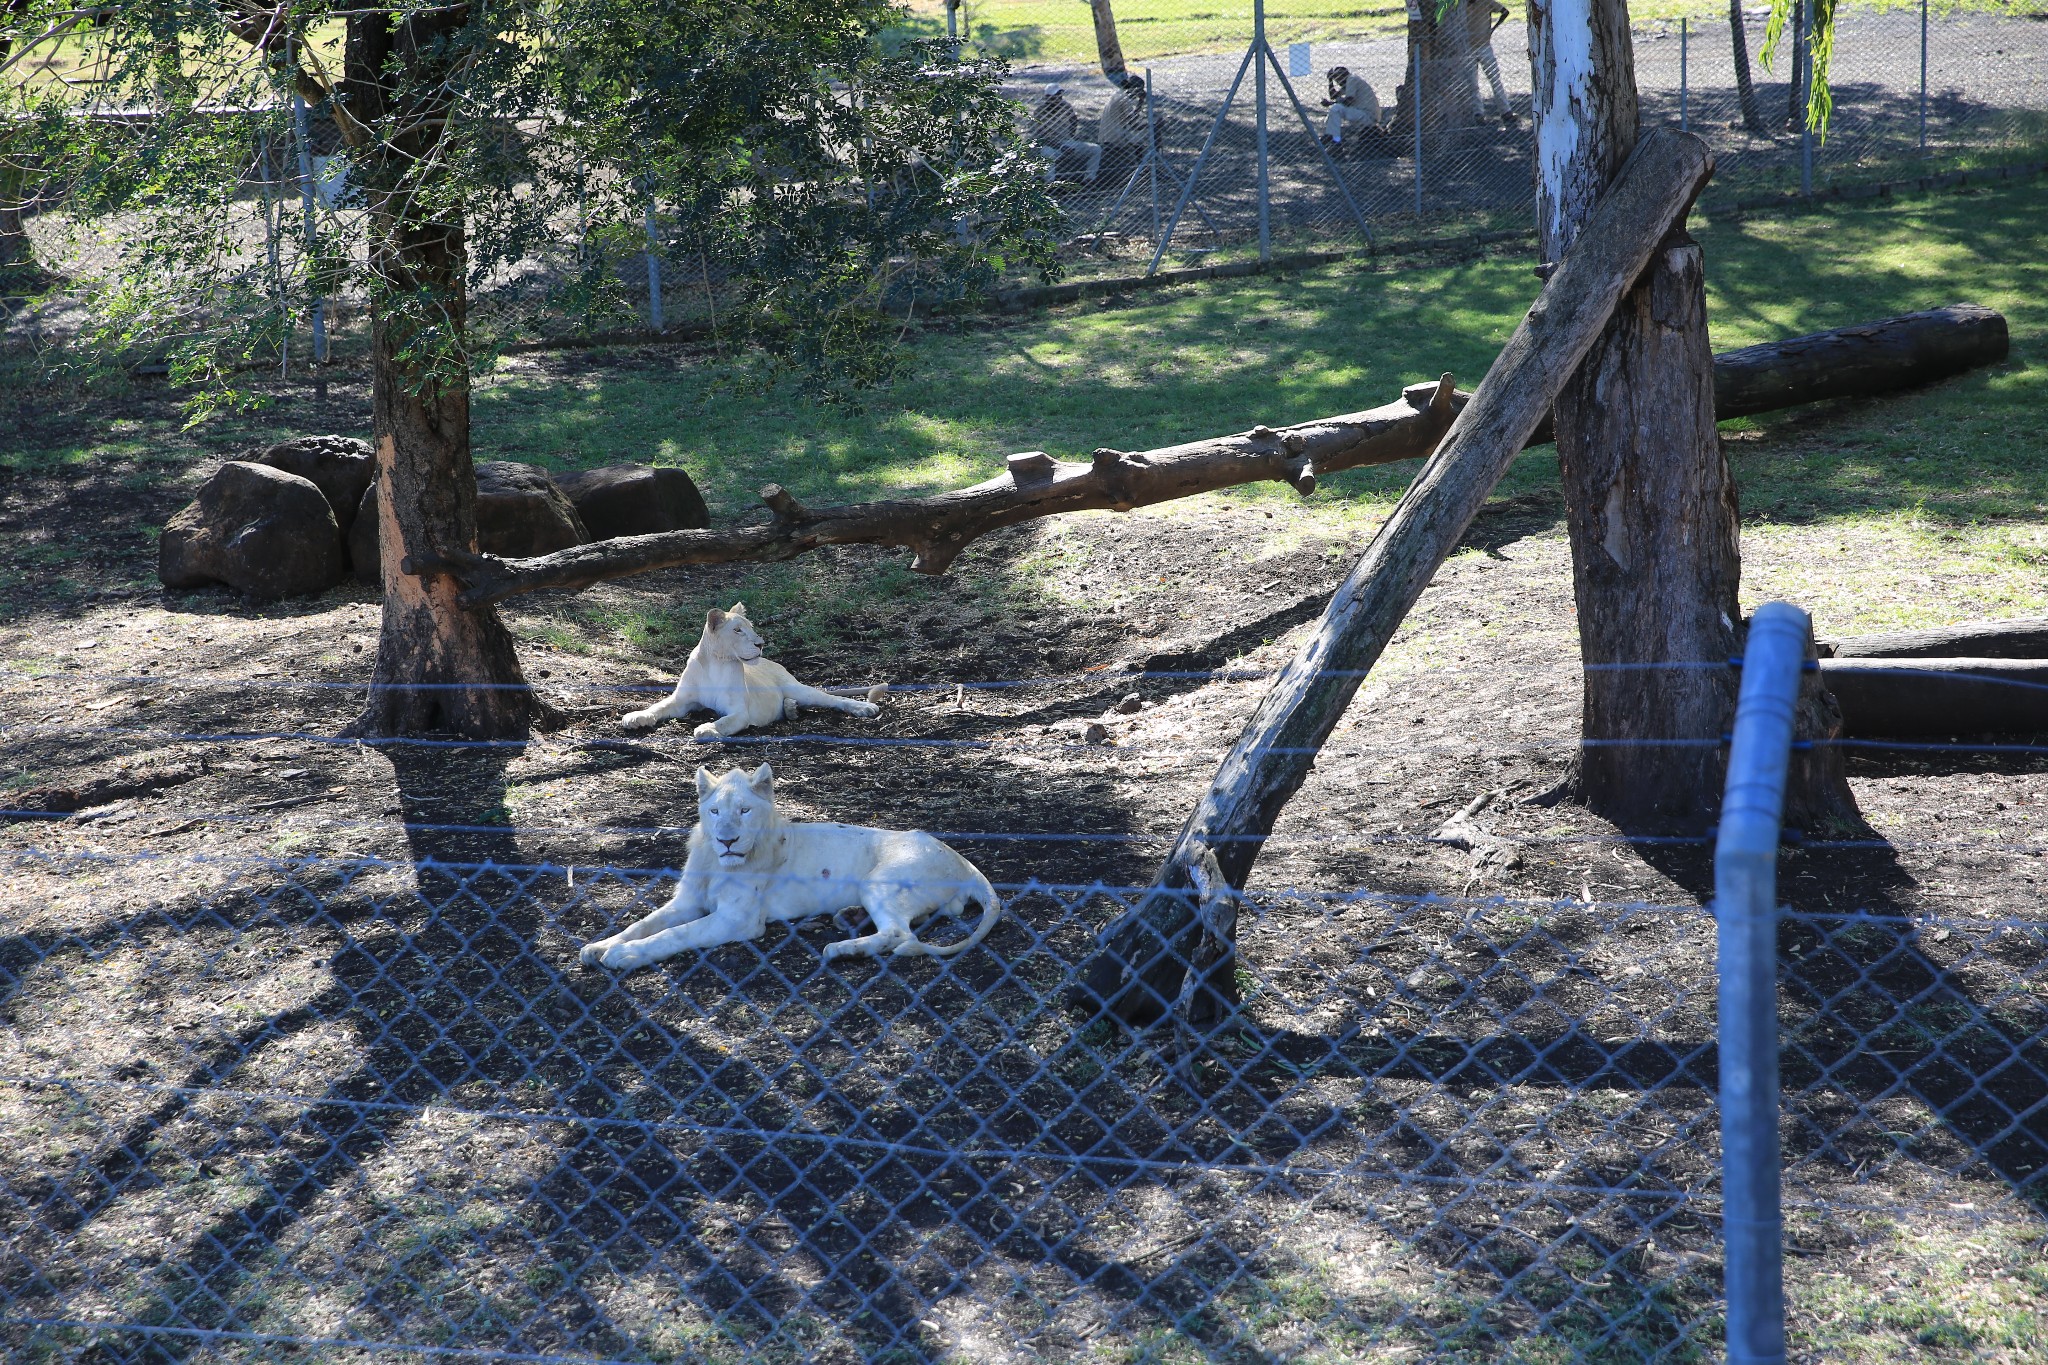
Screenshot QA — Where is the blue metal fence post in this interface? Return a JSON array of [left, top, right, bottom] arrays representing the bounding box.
[[1716, 601, 1807, 1365]]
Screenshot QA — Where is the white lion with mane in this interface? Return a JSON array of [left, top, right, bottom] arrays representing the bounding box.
[[622, 602, 880, 741], [578, 764, 1003, 969]]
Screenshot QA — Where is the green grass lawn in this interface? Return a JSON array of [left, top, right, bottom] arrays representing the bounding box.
[[889, 0, 2027, 66], [452, 170, 2048, 634]]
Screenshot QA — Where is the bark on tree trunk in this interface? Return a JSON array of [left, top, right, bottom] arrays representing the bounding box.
[[337, 7, 542, 741], [0, 172, 28, 271], [1730, 0, 1766, 133], [1530, 0, 1853, 833], [0, 0, 35, 273], [1089, 0, 1128, 82]]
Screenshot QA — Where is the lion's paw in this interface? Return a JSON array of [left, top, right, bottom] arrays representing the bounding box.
[[821, 940, 855, 962], [578, 941, 609, 967], [690, 722, 725, 742], [851, 701, 881, 720], [620, 709, 659, 731], [600, 943, 648, 971]]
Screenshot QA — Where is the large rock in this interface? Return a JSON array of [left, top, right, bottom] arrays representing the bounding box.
[[477, 460, 588, 556], [556, 464, 709, 540], [160, 461, 347, 599], [348, 460, 587, 583], [250, 435, 375, 534]]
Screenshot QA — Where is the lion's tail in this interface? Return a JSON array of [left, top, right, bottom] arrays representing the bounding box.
[[899, 867, 1003, 959]]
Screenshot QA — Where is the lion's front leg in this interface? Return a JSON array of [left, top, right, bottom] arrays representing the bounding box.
[[579, 877, 708, 965], [600, 906, 762, 970], [690, 708, 754, 743], [622, 680, 701, 731]]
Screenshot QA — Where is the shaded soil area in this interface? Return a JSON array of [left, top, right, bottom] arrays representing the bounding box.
[[2, 373, 2045, 1361]]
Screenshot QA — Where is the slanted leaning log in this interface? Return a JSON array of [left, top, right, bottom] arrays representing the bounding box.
[[1077, 127, 1718, 1026]]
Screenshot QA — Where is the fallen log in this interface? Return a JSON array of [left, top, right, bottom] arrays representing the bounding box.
[[1821, 658, 2048, 737], [445, 301, 2009, 607], [445, 383, 1463, 606], [1709, 303, 2008, 420], [1077, 128, 1718, 1026], [1822, 618, 2048, 660]]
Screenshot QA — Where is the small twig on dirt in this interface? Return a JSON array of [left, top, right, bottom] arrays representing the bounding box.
[[146, 786, 345, 836], [1120, 1228, 1205, 1267]]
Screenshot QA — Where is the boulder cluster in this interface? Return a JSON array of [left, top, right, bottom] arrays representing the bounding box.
[[158, 436, 709, 600]]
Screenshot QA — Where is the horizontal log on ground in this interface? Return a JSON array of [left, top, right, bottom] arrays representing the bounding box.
[[1710, 303, 2008, 420], [448, 379, 1463, 605], [447, 301, 2008, 607], [1822, 618, 2048, 660], [1821, 657, 2048, 737]]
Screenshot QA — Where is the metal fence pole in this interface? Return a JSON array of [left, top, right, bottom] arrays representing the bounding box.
[[1413, 44, 1424, 218], [645, 193, 663, 332], [1146, 67, 1162, 246], [289, 38, 327, 365], [1919, 0, 1930, 153], [1715, 601, 1806, 1365], [1799, 0, 1814, 196], [1254, 0, 1270, 261], [1680, 18, 1689, 133]]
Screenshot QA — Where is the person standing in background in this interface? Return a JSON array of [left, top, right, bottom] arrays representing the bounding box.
[[1463, 0, 1515, 125]]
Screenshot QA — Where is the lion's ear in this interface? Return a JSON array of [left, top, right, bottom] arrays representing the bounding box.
[[749, 763, 775, 795], [694, 766, 713, 799], [730, 601, 748, 617], [705, 608, 727, 631]]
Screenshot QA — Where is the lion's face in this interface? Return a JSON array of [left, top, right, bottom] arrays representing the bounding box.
[[695, 764, 776, 865], [702, 603, 764, 663]]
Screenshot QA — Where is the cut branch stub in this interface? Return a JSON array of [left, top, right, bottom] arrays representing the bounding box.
[[761, 483, 810, 524]]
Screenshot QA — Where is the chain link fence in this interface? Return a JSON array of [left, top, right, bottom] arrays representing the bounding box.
[[11, 2, 2045, 340], [976, 0, 2048, 282], [4, 820, 2043, 1360]]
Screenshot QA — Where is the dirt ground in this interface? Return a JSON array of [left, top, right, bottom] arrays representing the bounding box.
[[3, 361, 2045, 1360]]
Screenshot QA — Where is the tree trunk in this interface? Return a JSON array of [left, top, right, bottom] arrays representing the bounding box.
[[0, 0, 35, 273], [1088, 0, 1127, 82], [1529, 0, 1853, 832], [1078, 129, 1716, 1025], [338, 7, 542, 740], [1730, 0, 1766, 133], [1395, 7, 1481, 150], [0, 166, 28, 271]]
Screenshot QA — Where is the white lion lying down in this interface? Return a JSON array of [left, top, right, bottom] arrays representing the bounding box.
[[622, 602, 880, 741], [579, 764, 1003, 970]]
